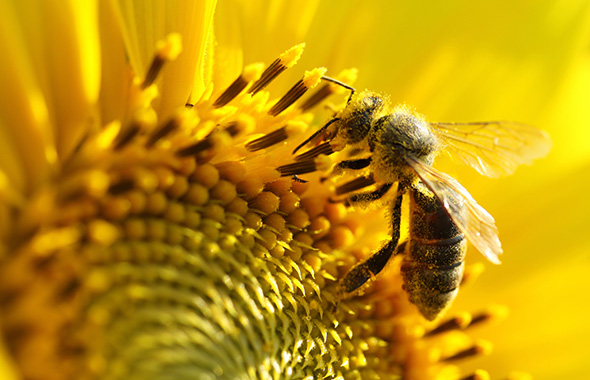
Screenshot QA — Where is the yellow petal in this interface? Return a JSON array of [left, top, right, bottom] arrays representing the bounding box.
[[98, 0, 132, 125], [11, 0, 100, 161], [0, 0, 53, 193]]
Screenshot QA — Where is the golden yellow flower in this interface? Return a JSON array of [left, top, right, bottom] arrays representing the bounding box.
[[1, 1, 588, 380]]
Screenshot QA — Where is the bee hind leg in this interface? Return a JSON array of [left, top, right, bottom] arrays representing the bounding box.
[[340, 191, 404, 293]]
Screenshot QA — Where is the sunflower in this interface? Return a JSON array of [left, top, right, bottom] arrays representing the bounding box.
[[1, 1, 589, 380]]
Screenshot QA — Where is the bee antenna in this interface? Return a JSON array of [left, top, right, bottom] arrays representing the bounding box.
[[320, 76, 356, 104]]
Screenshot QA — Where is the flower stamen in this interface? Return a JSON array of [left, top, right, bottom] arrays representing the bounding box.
[[441, 340, 493, 362], [141, 34, 182, 89], [424, 311, 472, 337], [276, 155, 331, 177], [145, 118, 181, 148], [249, 44, 306, 95], [246, 126, 289, 152], [294, 141, 334, 161], [268, 68, 326, 116], [213, 63, 265, 108], [245, 122, 305, 152], [113, 111, 156, 150], [299, 83, 333, 111], [176, 131, 230, 159]]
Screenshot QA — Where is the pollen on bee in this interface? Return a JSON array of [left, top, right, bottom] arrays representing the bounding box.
[[249, 43, 306, 95]]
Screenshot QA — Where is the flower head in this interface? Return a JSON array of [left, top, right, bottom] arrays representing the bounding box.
[[1, 1, 589, 380]]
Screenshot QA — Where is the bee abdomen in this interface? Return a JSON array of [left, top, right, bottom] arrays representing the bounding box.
[[401, 237, 467, 320]]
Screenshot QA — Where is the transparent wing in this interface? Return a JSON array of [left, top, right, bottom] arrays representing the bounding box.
[[405, 155, 502, 264], [430, 121, 552, 178]]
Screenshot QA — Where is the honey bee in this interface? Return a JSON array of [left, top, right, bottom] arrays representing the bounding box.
[[279, 77, 551, 320]]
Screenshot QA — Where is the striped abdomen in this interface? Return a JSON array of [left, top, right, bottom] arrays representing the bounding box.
[[400, 184, 467, 320]]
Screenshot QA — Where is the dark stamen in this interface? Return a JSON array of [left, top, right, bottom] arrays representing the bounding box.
[[277, 160, 318, 177], [141, 34, 181, 89], [248, 44, 305, 95], [108, 179, 135, 195], [55, 278, 81, 301], [295, 142, 334, 161], [469, 312, 492, 326], [245, 127, 288, 152], [114, 123, 141, 151], [214, 75, 249, 107], [299, 83, 333, 111], [142, 55, 166, 89], [249, 59, 286, 95], [269, 79, 308, 116], [424, 312, 472, 337], [441, 341, 492, 362], [224, 121, 242, 137], [176, 139, 213, 157], [146, 118, 179, 147]]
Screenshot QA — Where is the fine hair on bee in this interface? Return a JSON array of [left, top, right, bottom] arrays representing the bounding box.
[[278, 76, 551, 320]]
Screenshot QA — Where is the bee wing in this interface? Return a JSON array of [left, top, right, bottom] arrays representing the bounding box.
[[405, 155, 502, 264], [430, 121, 552, 178]]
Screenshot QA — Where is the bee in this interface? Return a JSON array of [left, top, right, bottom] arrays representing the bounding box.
[[279, 76, 551, 320]]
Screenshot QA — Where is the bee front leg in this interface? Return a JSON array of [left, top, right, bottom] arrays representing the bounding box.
[[292, 117, 340, 155], [340, 190, 404, 293]]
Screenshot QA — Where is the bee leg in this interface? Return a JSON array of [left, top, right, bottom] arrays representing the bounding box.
[[329, 181, 392, 205], [345, 182, 393, 206], [331, 157, 372, 176], [293, 117, 340, 155], [341, 190, 404, 293]]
